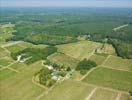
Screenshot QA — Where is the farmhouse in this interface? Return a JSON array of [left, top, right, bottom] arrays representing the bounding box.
[[45, 65, 54, 70]]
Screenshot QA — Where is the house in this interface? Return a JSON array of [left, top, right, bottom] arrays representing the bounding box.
[[17, 55, 22, 62], [52, 76, 59, 81], [45, 65, 54, 70]]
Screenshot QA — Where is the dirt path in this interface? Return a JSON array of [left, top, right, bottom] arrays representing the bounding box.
[[115, 93, 122, 100], [32, 76, 48, 90], [1, 47, 10, 54], [7, 67, 20, 73], [80, 67, 98, 81], [101, 55, 111, 65], [113, 24, 128, 31], [0, 61, 20, 73], [84, 88, 97, 100], [86, 50, 95, 60], [1, 41, 22, 48], [81, 81, 128, 95], [101, 65, 132, 73], [36, 76, 67, 100]]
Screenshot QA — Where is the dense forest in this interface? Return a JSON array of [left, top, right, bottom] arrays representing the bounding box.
[[0, 7, 132, 58]]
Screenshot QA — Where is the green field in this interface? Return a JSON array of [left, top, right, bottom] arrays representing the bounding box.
[[83, 67, 132, 91], [5, 43, 30, 53], [47, 53, 79, 68], [0, 8, 132, 100], [89, 54, 107, 65], [5, 42, 48, 53], [90, 88, 117, 100], [0, 47, 10, 57], [0, 57, 14, 67], [40, 80, 94, 100], [9, 62, 27, 71], [0, 23, 15, 42], [0, 69, 16, 80], [0, 61, 46, 100], [57, 41, 101, 60], [71, 71, 83, 80], [103, 55, 132, 71], [0, 34, 13, 42]]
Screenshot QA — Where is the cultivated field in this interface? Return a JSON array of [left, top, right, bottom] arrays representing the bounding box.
[[0, 61, 46, 100], [0, 57, 14, 66], [40, 80, 94, 100], [57, 40, 102, 60], [0, 41, 48, 100], [83, 67, 132, 91], [102, 55, 132, 71], [47, 52, 79, 68], [0, 8, 132, 100], [89, 54, 107, 65], [90, 88, 117, 100], [0, 40, 131, 100]]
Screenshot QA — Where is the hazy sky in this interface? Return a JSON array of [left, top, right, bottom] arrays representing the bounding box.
[[1, 0, 132, 7]]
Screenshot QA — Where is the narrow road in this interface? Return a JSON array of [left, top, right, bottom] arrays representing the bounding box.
[[113, 24, 128, 31], [32, 76, 48, 90], [115, 93, 122, 100], [84, 88, 97, 100], [1, 41, 22, 48], [80, 67, 98, 81], [101, 65, 132, 73], [101, 55, 111, 65]]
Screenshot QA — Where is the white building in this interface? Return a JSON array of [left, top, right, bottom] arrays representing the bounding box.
[[45, 65, 54, 70]]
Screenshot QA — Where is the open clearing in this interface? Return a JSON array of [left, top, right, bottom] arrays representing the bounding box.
[[56, 41, 101, 60], [47, 52, 79, 68], [83, 67, 132, 91], [102, 55, 132, 71]]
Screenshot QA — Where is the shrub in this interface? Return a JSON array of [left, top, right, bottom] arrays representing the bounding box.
[[76, 59, 97, 71], [66, 67, 72, 72], [80, 70, 87, 75], [39, 67, 52, 85], [76, 59, 97, 75], [129, 90, 132, 96]]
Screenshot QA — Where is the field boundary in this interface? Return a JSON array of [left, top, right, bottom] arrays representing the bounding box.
[[101, 65, 132, 73], [0, 61, 20, 73], [1, 41, 22, 48], [36, 76, 67, 100], [80, 67, 99, 81], [32, 76, 48, 90], [81, 82, 128, 94], [84, 87, 97, 100], [7, 67, 20, 73], [101, 55, 111, 65]]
